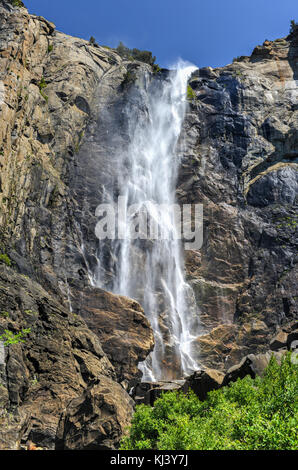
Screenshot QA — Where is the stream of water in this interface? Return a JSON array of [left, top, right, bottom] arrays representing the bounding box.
[[95, 62, 200, 381]]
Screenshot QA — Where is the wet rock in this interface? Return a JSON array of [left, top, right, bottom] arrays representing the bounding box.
[[180, 27, 298, 369], [71, 287, 154, 387]]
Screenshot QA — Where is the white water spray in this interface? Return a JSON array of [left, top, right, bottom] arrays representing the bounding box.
[[96, 61, 200, 381]]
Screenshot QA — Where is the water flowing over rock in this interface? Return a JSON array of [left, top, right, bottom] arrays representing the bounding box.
[[92, 62, 202, 381]]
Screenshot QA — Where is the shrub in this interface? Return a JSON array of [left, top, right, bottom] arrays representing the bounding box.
[[0, 253, 11, 267], [0, 328, 31, 346], [121, 353, 298, 450], [290, 20, 298, 34], [152, 64, 161, 75], [187, 85, 196, 101], [11, 0, 25, 7], [38, 77, 48, 102], [121, 71, 137, 89], [0, 311, 9, 318], [47, 44, 53, 53], [116, 41, 156, 66]]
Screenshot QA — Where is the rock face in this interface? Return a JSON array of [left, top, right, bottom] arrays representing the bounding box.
[[55, 375, 134, 450], [71, 287, 154, 387], [180, 28, 298, 370], [0, 0, 297, 450], [0, 264, 115, 449]]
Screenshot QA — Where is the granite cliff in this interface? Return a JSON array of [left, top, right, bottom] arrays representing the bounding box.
[[0, 0, 297, 449]]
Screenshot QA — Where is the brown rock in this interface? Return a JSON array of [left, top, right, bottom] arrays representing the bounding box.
[[270, 330, 288, 351], [55, 375, 134, 450], [0, 409, 30, 451], [144, 381, 185, 406], [222, 351, 286, 386], [0, 265, 115, 449], [72, 287, 154, 387], [184, 368, 224, 401]]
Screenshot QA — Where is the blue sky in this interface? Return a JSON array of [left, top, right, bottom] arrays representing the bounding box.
[[25, 0, 297, 68]]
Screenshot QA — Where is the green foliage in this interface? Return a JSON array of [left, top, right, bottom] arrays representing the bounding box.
[[116, 41, 156, 66], [152, 64, 161, 75], [39, 77, 47, 91], [0, 311, 9, 318], [89, 36, 96, 45], [290, 20, 298, 34], [38, 77, 48, 102], [47, 44, 53, 53], [0, 328, 31, 346], [0, 253, 11, 267], [186, 85, 196, 101], [121, 354, 298, 450], [11, 0, 25, 7], [121, 71, 137, 89]]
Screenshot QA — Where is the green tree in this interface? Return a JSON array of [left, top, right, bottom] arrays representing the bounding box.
[[290, 20, 298, 34], [121, 353, 298, 450], [116, 42, 156, 66]]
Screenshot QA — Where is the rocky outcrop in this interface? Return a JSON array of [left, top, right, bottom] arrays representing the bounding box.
[[71, 287, 154, 387], [0, 264, 114, 449], [0, 0, 122, 297], [183, 368, 224, 400], [55, 375, 134, 450], [179, 28, 298, 370], [132, 380, 186, 406], [222, 350, 286, 386]]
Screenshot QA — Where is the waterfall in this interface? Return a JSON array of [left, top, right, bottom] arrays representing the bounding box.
[[95, 61, 200, 381]]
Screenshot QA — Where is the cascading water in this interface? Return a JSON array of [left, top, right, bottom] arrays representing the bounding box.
[[95, 61, 201, 381]]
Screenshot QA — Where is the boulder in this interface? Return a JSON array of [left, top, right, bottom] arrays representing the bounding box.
[[55, 375, 134, 450], [72, 287, 154, 387], [222, 351, 286, 386], [184, 368, 224, 401], [132, 369, 224, 406], [287, 330, 298, 350], [132, 380, 186, 406], [270, 330, 288, 351], [144, 382, 185, 406]]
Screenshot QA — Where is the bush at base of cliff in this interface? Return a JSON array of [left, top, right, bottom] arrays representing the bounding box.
[[120, 353, 298, 450]]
